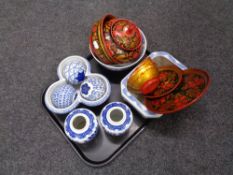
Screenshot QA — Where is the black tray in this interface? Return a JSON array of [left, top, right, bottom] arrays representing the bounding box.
[[41, 52, 150, 167]]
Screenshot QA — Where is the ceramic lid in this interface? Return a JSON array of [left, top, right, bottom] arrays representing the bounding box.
[[111, 19, 142, 51]]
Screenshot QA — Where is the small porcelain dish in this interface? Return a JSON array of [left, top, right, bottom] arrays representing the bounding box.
[[64, 108, 99, 144], [45, 79, 80, 114], [51, 83, 78, 108], [57, 55, 91, 82], [79, 73, 111, 107], [45, 56, 111, 114], [100, 102, 133, 136]]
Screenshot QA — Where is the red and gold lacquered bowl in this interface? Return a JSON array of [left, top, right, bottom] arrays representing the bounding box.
[[90, 14, 143, 65], [127, 57, 159, 93], [144, 66, 183, 98], [144, 68, 211, 114], [111, 19, 142, 51], [101, 16, 142, 64], [90, 19, 113, 64]]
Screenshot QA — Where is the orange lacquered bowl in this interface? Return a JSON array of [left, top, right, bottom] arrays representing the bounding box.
[[127, 57, 159, 93]]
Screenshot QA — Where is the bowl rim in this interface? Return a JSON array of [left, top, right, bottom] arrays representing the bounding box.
[[89, 21, 113, 64]]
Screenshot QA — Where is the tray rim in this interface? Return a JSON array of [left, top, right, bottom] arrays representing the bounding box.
[[41, 89, 148, 167]]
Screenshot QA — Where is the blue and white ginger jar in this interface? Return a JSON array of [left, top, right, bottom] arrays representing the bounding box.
[[100, 102, 133, 136], [64, 108, 99, 144]]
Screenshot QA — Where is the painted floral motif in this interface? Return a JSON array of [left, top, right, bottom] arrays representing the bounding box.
[[64, 109, 98, 144], [100, 102, 133, 136], [146, 67, 182, 98], [103, 18, 141, 63], [81, 83, 91, 95], [63, 61, 86, 85], [111, 19, 142, 51], [80, 76, 106, 101], [75, 70, 85, 82], [145, 69, 210, 114], [90, 21, 113, 64]]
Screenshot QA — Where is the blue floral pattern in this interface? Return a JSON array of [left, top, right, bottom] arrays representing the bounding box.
[[63, 61, 87, 85], [75, 70, 85, 82], [64, 109, 98, 143], [81, 83, 91, 95], [80, 76, 106, 101], [101, 102, 133, 135]]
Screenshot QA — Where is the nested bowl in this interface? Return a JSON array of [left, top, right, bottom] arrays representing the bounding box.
[[127, 57, 159, 93], [89, 14, 147, 71]]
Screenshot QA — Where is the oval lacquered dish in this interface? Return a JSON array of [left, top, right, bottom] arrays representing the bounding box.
[[144, 68, 211, 114], [144, 66, 183, 98]]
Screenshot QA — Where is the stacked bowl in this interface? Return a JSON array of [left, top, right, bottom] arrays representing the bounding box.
[[89, 14, 147, 71]]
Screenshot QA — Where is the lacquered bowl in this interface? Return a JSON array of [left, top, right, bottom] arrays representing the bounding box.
[[89, 14, 147, 71], [144, 66, 183, 98], [144, 68, 211, 114], [89, 21, 113, 64], [127, 57, 159, 93], [89, 30, 147, 71], [111, 18, 142, 51], [101, 16, 142, 63]]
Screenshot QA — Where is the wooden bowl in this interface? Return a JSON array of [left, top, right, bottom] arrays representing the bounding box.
[[101, 15, 142, 64], [90, 14, 146, 67], [144, 68, 211, 114], [127, 57, 159, 93], [111, 19, 142, 51], [89, 20, 113, 64], [144, 66, 183, 98]]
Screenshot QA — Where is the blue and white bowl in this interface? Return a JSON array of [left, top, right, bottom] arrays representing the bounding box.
[[45, 80, 80, 114], [100, 102, 133, 136], [57, 55, 91, 82], [79, 73, 111, 106], [64, 108, 99, 144], [63, 61, 86, 85], [51, 83, 77, 108]]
